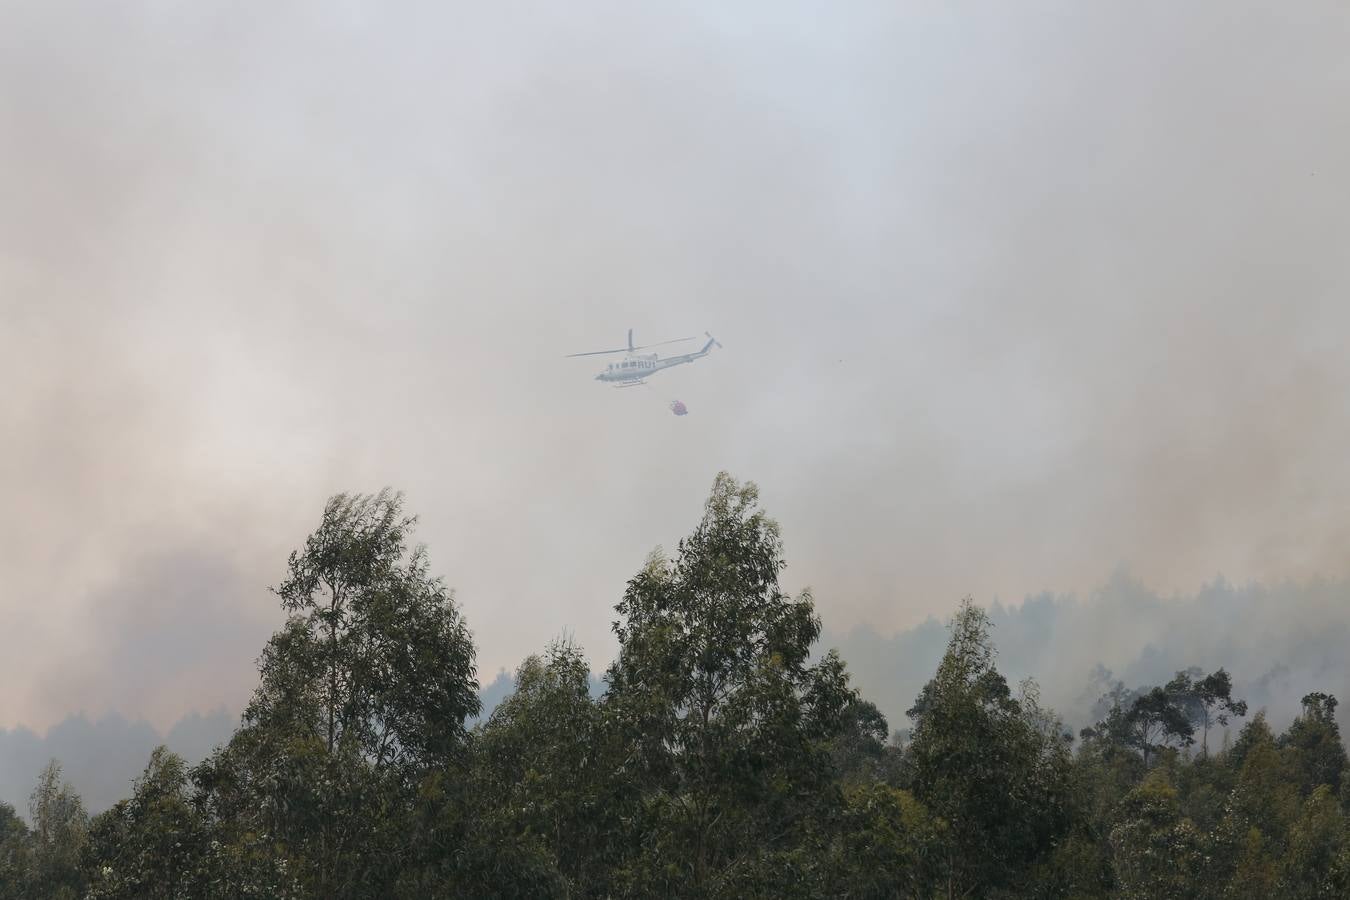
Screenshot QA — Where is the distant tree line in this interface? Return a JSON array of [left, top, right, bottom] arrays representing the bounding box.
[[1, 474, 1347, 898]]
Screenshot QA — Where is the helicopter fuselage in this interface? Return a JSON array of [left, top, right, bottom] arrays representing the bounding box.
[[595, 336, 718, 385]]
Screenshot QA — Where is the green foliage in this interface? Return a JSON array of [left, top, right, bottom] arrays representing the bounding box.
[[12, 475, 1350, 899], [603, 472, 856, 898], [23, 760, 88, 900], [1123, 684, 1195, 767], [1281, 693, 1348, 798], [825, 783, 939, 899], [827, 698, 903, 788], [1108, 772, 1211, 900], [903, 599, 1073, 897], [469, 639, 615, 896], [1173, 754, 1235, 835], [191, 489, 481, 899], [1175, 668, 1248, 758], [83, 747, 222, 900], [1082, 667, 1246, 769], [261, 489, 480, 771], [1281, 785, 1350, 898], [0, 801, 31, 900]]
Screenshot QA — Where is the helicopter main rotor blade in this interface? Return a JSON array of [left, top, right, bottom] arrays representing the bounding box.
[[630, 335, 698, 350], [566, 335, 697, 357]]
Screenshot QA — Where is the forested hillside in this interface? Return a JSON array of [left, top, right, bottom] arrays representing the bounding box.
[[826, 574, 1350, 743], [2, 475, 1347, 898]]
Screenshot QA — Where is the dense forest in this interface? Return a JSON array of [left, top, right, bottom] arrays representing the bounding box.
[[2, 474, 1347, 899]]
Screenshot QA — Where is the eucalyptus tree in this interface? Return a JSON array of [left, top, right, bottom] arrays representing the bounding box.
[[83, 748, 205, 900], [1108, 772, 1212, 900], [0, 800, 31, 900], [194, 489, 480, 899], [903, 599, 1072, 899], [1169, 668, 1248, 758], [468, 639, 615, 898], [25, 761, 88, 900], [603, 473, 856, 898], [1279, 692, 1347, 797]]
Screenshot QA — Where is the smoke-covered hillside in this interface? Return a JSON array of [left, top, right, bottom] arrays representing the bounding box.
[[0, 709, 235, 819], [827, 571, 1350, 739]]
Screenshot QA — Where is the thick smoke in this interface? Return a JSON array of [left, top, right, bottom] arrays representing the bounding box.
[[826, 574, 1350, 740], [0, 708, 235, 819], [3, 0, 1350, 762]]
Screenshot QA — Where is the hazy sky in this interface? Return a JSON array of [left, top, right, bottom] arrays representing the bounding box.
[[3, 1, 1349, 733]]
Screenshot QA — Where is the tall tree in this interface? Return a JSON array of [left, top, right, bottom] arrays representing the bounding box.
[[1280, 692, 1348, 797], [825, 782, 939, 899], [194, 489, 480, 899], [603, 473, 855, 898], [1108, 772, 1210, 900], [903, 599, 1072, 898], [1171, 668, 1248, 758], [84, 747, 205, 900], [1126, 684, 1196, 768], [261, 489, 480, 771], [469, 639, 615, 897], [1083, 670, 1228, 768], [1209, 713, 1301, 897], [26, 760, 88, 900], [827, 697, 902, 788], [0, 800, 31, 900], [1279, 785, 1350, 898]]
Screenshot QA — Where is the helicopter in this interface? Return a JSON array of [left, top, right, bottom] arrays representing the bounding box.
[[566, 329, 721, 387]]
